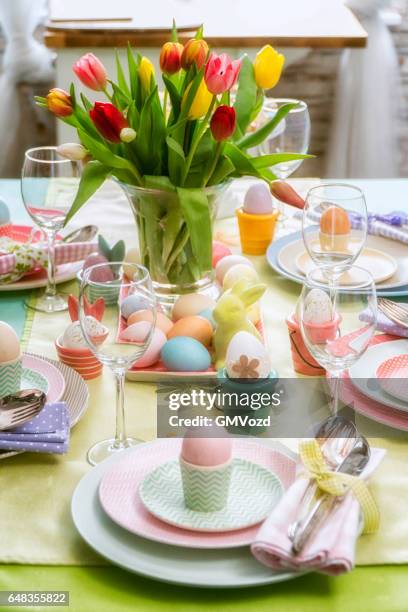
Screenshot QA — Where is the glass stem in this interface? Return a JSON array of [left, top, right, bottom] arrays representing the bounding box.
[[45, 229, 57, 298], [113, 369, 127, 449], [330, 371, 341, 415]]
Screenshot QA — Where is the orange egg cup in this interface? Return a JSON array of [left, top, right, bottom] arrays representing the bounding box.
[[55, 336, 103, 380], [236, 208, 279, 255]]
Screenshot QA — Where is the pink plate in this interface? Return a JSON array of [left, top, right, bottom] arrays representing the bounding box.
[[99, 439, 296, 549], [22, 353, 65, 403], [376, 354, 408, 404]]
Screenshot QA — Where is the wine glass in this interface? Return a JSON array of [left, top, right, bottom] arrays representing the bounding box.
[[79, 262, 157, 465], [257, 98, 310, 224], [21, 146, 81, 313], [299, 266, 377, 414], [302, 183, 368, 282]]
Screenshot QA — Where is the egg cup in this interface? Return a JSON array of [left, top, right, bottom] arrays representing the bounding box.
[[77, 270, 120, 306], [319, 231, 350, 254], [180, 456, 233, 512], [0, 354, 22, 398], [236, 208, 279, 255], [302, 312, 341, 345], [55, 336, 102, 380], [286, 314, 326, 376]]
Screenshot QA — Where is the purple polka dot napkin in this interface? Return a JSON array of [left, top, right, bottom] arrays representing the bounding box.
[[360, 308, 408, 339], [0, 402, 70, 454]]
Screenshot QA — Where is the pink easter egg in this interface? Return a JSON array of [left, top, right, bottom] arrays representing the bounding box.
[[212, 241, 232, 268], [181, 433, 232, 467], [243, 183, 274, 215], [123, 321, 167, 368]]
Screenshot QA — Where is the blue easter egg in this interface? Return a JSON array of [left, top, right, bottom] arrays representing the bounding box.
[[198, 308, 216, 329], [161, 337, 211, 372], [0, 199, 10, 225], [120, 294, 150, 319]]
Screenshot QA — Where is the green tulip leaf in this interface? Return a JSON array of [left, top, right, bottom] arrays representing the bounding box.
[[233, 55, 257, 140], [162, 75, 181, 120], [177, 187, 212, 273], [237, 102, 298, 150], [115, 50, 131, 98], [64, 161, 110, 226], [166, 136, 185, 161], [253, 152, 314, 168]]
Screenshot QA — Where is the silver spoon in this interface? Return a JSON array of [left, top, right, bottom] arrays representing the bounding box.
[[0, 389, 46, 431], [291, 433, 370, 553], [62, 225, 98, 243]]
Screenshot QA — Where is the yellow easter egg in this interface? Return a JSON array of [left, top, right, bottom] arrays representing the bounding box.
[[172, 294, 216, 322], [223, 264, 259, 291]]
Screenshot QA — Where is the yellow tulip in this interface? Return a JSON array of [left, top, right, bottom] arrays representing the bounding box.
[[139, 56, 155, 92], [253, 45, 285, 90], [182, 78, 213, 120]]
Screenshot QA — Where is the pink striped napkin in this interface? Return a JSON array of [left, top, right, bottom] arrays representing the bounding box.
[[251, 448, 385, 576]]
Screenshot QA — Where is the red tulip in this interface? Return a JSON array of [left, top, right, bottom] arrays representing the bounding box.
[[46, 88, 73, 117], [160, 42, 184, 75], [270, 180, 305, 209], [73, 53, 108, 91], [181, 38, 209, 71], [204, 53, 241, 95], [210, 105, 236, 141], [89, 102, 129, 143]]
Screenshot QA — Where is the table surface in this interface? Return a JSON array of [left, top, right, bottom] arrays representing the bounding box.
[[45, 0, 367, 49], [0, 178, 407, 612]]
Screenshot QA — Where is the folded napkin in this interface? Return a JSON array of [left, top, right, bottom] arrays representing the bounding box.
[[360, 307, 408, 338], [0, 402, 70, 454], [0, 238, 97, 283], [251, 447, 385, 576]]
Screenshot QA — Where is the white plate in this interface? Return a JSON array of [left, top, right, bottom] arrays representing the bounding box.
[[72, 447, 300, 588], [0, 262, 83, 291], [348, 339, 408, 412], [295, 247, 397, 285], [278, 233, 408, 290]]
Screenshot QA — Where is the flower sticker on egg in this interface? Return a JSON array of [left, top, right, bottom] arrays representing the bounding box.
[[225, 331, 270, 380], [231, 355, 261, 379]]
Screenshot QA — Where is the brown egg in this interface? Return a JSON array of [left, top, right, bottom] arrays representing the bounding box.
[[320, 206, 351, 235], [167, 316, 213, 346], [127, 310, 173, 336]]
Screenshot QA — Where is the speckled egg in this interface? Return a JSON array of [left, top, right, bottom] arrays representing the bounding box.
[[0, 199, 11, 225], [127, 309, 173, 335], [198, 308, 216, 329], [161, 337, 211, 372], [123, 248, 141, 278], [223, 264, 259, 291], [120, 294, 150, 319], [243, 183, 274, 215], [225, 331, 270, 380], [123, 321, 167, 368], [181, 435, 232, 466], [172, 294, 216, 322], [215, 255, 254, 284], [62, 317, 108, 349], [167, 315, 213, 346], [304, 288, 333, 324], [0, 322, 20, 362], [212, 241, 232, 268]]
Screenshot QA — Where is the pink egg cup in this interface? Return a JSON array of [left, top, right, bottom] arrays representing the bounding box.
[[55, 335, 103, 380], [286, 314, 326, 376], [302, 313, 341, 345]]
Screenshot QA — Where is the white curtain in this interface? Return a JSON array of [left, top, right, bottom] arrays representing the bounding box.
[[326, 0, 401, 177], [0, 0, 54, 175]]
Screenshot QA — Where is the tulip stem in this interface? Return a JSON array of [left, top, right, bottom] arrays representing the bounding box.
[[102, 86, 113, 102], [181, 95, 217, 186], [163, 89, 168, 121], [202, 141, 222, 187]]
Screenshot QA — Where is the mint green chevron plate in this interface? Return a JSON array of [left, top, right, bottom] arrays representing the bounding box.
[[139, 459, 283, 532]]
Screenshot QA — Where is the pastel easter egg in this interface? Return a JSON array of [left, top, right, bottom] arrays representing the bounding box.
[[225, 331, 270, 380], [0, 322, 20, 362], [172, 294, 216, 322], [0, 199, 10, 225], [161, 337, 211, 372], [181, 435, 232, 467], [304, 288, 332, 324], [167, 315, 213, 346], [198, 308, 216, 329], [123, 248, 141, 278], [223, 264, 259, 291], [120, 294, 150, 319], [212, 241, 232, 268], [215, 255, 254, 284], [123, 322, 167, 368], [243, 182, 274, 215], [127, 309, 173, 336], [320, 206, 351, 235]]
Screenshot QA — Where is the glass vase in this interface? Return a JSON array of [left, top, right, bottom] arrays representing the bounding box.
[[122, 183, 225, 309]]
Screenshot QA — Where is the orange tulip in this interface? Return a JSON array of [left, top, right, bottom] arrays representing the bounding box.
[[181, 38, 209, 70], [160, 42, 184, 75], [46, 88, 73, 117]]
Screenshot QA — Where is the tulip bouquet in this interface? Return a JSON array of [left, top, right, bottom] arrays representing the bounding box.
[[36, 25, 310, 297]]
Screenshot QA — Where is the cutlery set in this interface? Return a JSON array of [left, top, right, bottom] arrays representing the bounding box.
[[0, 389, 46, 431]]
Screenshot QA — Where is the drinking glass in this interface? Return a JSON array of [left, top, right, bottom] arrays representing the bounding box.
[[299, 266, 377, 414], [302, 184, 368, 282], [21, 146, 81, 313], [79, 262, 157, 465], [257, 99, 310, 224]]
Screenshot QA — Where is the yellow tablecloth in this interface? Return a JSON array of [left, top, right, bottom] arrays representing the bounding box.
[[1, 179, 408, 567]]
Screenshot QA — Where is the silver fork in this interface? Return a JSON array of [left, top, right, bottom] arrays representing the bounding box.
[[378, 298, 408, 329], [0, 389, 46, 431]]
